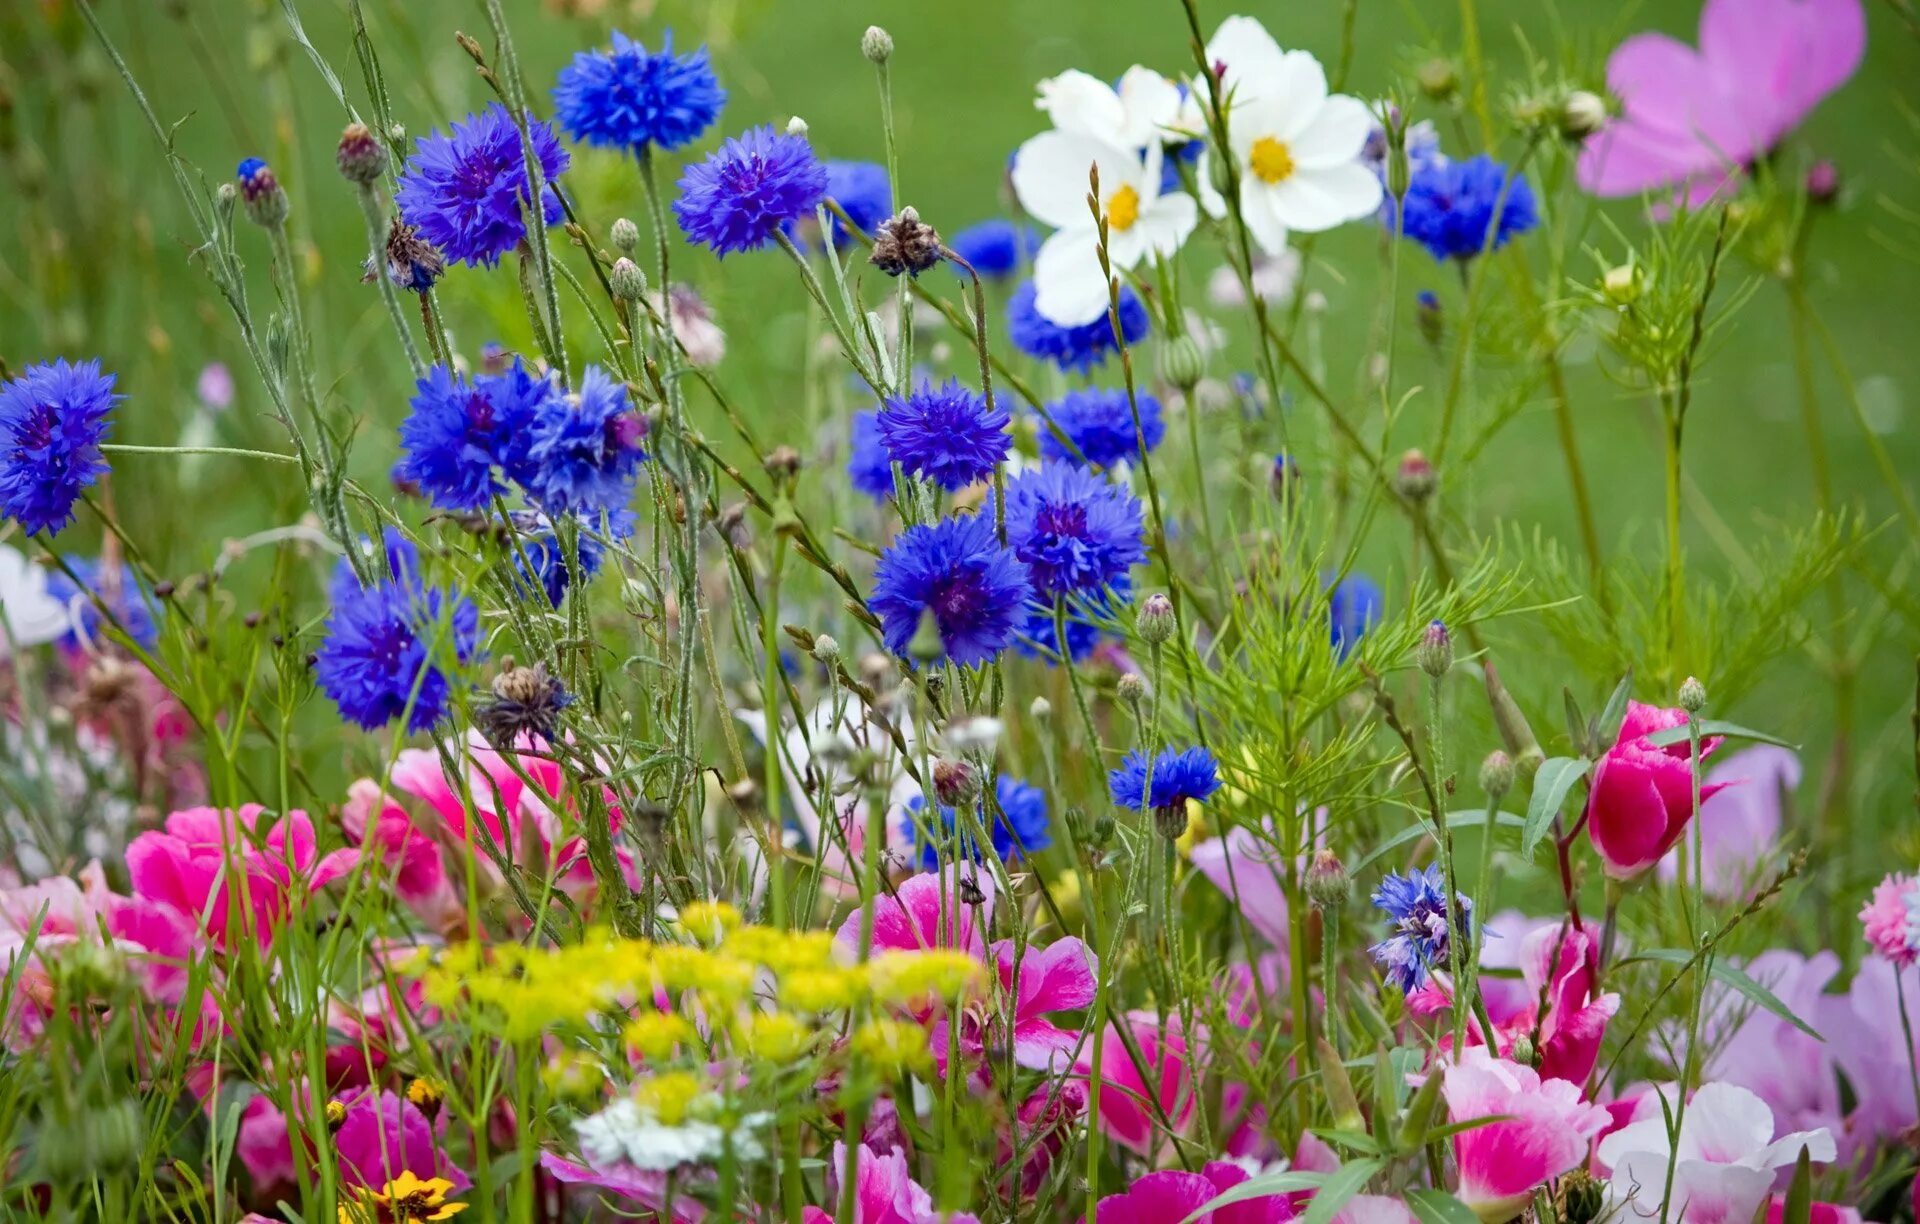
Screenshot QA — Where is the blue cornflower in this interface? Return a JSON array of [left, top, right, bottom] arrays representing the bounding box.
[[1370, 864, 1474, 994], [552, 30, 725, 153], [793, 160, 890, 249], [46, 557, 156, 651], [316, 530, 480, 732], [876, 378, 1009, 491], [1397, 155, 1537, 262], [1108, 746, 1220, 813], [674, 125, 829, 257], [512, 517, 606, 607], [1007, 280, 1150, 374], [396, 102, 570, 268], [1328, 573, 1382, 659], [847, 409, 895, 502], [945, 219, 1039, 279], [903, 774, 1052, 869], [869, 513, 1032, 668], [1014, 578, 1129, 665], [996, 464, 1146, 597], [0, 359, 120, 536], [1038, 388, 1165, 468], [519, 366, 648, 520], [397, 361, 554, 512]]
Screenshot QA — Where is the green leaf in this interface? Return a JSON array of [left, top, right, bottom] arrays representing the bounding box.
[[1620, 949, 1823, 1040], [1522, 757, 1590, 856], [1407, 1189, 1485, 1224], [1301, 1159, 1384, 1224], [1181, 1172, 1330, 1224], [1351, 810, 1528, 874], [1643, 720, 1798, 750], [1562, 687, 1590, 757], [1595, 670, 1635, 747], [1781, 1149, 1813, 1224]]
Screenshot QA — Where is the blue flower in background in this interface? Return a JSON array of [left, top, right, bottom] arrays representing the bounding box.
[[0, 358, 120, 536], [946, 219, 1040, 279], [1039, 388, 1165, 469], [46, 557, 156, 651], [398, 361, 553, 512], [1328, 572, 1381, 658], [1396, 154, 1537, 262], [1007, 280, 1150, 374], [519, 366, 648, 520], [1109, 746, 1220, 813], [317, 530, 479, 732], [876, 378, 1009, 491], [846, 409, 896, 502], [397, 103, 570, 268], [1015, 578, 1130, 665], [674, 125, 829, 256], [903, 774, 1052, 868], [1370, 864, 1474, 993], [795, 160, 891, 249], [869, 513, 1032, 667], [552, 30, 725, 153], [996, 464, 1146, 597], [513, 521, 606, 607]]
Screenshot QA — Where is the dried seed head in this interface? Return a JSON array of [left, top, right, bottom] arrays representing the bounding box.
[[870, 207, 943, 278], [475, 661, 571, 745]]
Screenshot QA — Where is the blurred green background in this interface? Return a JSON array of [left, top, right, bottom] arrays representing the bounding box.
[[3, 0, 1917, 882]]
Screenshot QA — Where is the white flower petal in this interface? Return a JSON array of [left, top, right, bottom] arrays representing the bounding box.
[[1193, 149, 1228, 219], [1206, 15, 1287, 99], [1011, 131, 1144, 230], [1674, 1083, 1775, 1164], [1290, 94, 1377, 169], [1263, 161, 1383, 231], [1134, 193, 1198, 258], [1116, 66, 1186, 147], [1264, 50, 1332, 139], [0, 544, 71, 659], [1032, 227, 1116, 327], [1236, 181, 1292, 256], [1037, 70, 1129, 146]]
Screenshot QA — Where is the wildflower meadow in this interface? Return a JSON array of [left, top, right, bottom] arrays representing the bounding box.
[[6, 0, 1920, 1222]]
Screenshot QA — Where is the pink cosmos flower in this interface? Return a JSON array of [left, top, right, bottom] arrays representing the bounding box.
[[541, 1153, 705, 1222], [1090, 1160, 1293, 1224], [836, 868, 994, 959], [803, 1142, 981, 1224], [1331, 1199, 1419, 1224], [1598, 1082, 1836, 1224], [1001, 1079, 1088, 1197], [1585, 702, 1724, 880], [1817, 957, 1920, 1155], [1765, 1197, 1863, 1224], [332, 1087, 465, 1191], [1190, 822, 1292, 953], [125, 805, 353, 950], [1435, 1050, 1610, 1222], [1576, 0, 1866, 206], [1076, 1010, 1196, 1155], [1656, 746, 1799, 899], [1858, 874, 1918, 967]]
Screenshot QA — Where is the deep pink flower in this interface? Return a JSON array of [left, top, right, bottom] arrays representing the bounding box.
[[1509, 921, 1619, 1087], [994, 936, 1098, 1070], [332, 1087, 465, 1191], [1436, 1050, 1610, 1221], [1656, 746, 1799, 899], [812, 1142, 980, 1224], [1858, 874, 1918, 967], [541, 1153, 705, 1222], [332, 776, 464, 933], [1585, 702, 1724, 880], [1075, 1011, 1196, 1155], [1091, 1161, 1294, 1224], [1765, 1198, 1863, 1224], [1001, 1080, 1087, 1197], [836, 867, 994, 958], [124, 805, 352, 950], [1576, 0, 1865, 206]]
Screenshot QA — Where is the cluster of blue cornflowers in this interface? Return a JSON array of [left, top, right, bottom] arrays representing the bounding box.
[[317, 531, 481, 733]]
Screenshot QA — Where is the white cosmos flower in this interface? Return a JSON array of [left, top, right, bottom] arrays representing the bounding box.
[[1037, 66, 1193, 151], [1013, 132, 1197, 327], [1598, 1082, 1835, 1224], [0, 544, 71, 659], [1202, 15, 1382, 255]]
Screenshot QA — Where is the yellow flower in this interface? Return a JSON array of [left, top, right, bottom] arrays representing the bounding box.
[[405, 1076, 445, 1115], [623, 1011, 698, 1061], [678, 901, 743, 945], [1175, 801, 1211, 856], [779, 966, 865, 1013], [866, 950, 983, 1007], [851, 1018, 932, 1077], [724, 925, 836, 973], [336, 1170, 468, 1222], [735, 1011, 814, 1063], [633, 1071, 706, 1126]]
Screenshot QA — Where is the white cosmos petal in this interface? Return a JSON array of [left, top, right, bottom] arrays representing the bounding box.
[[1012, 131, 1142, 229], [1032, 227, 1116, 328], [1237, 181, 1292, 256], [1265, 50, 1333, 140], [1264, 161, 1383, 231], [0, 544, 71, 659], [1289, 94, 1376, 168], [1206, 15, 1287, 99], [1037, 70, 1129, 146], [1194, 149, 1227, 219], [1663, 1160, 1779, 1224], [1134, 193, 1198, 258], [1116, 66, 1185, 147], [1752, 1128, 1837, 1170], [1674, 1084, 1775, 1164]]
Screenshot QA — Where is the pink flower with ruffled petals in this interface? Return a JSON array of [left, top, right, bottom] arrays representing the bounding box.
[[333, 777, 464, 933], [1859, 873, 1918, 967], [1092, 1161, 1293, 1224], [995, 936, 1098, 1070], [1076, 1011, 1196, 1155], [1585, 702, 1724, 881], [1002, 1079, 1087, 1197], [123, 805, 352, 950], [1436, 1050, 1610, 1222], [1576, 0, 1865, 206], [332, 1087, 465, 1191], [1511, 921, 1619, 1087], [836, 868, 994, 958], [1765, 1197, 1863, 1224], [812, 1142, 979, 1224], [1599, 1082, 1835, 1224]]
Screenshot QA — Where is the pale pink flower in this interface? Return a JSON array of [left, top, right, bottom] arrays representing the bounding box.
[[1090, 1161, 1294, 1224], [1577, 0, 1866, 206], [1858, 873, 1918, 967], [805, 1142, 980, 1224], [1817, 957, 1920, 1155], [1656, 746, 1800, 899], [541, 1153, 705, 1222], [1598, 1082, 1836, 1224], [1076, 1010, 1196, 1154], [1436, 1050, 1610, 1222], [1586, 702, 1724, 880], [1330, 1198, 1420, 1224]]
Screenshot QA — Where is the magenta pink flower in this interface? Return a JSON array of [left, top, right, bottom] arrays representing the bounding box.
[[1001, 1080, 1087, 1198], [1075, 1010, 1196, 1155], [124, 805, 352, 950], [1858, 873, 1918, 966], [1437, 1050, 1610, 1222], [1091, 1161, 1294, 1224], [332, 776, 464, 933], [836, 868, 994, 958], [1585, 702, 1724, 880], [1509, 921, 1619, 1087], [332, 1087, 465, 1191], [805, 1142, 980, 1224], [541, 1154, 705, 1222], [993, 936, 1098, 1070], [1576, 0, 1865, 206]]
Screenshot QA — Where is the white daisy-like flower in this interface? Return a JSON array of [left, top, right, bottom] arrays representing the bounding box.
[[575, 1098, 770, 1173], [1202, 15, 1382, 255], [1012, 132, 1197, 327], [1037, 66, 1193, 151], [0, 543, 72, 659]]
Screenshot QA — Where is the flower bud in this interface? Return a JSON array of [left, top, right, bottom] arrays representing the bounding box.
[[862, 25, 894, 64], [336, 122, 385, 185], [1304, 848, 1352, 910], [1678, 676, 1707, 713], [325, 1099, 349, 1132], [1484, 660, 1543, 771], [1478, 750, 1515, 800], [1509, 1033, 1537, 1068], [785, 115, 809, 137], [1558, 1168, 1605, 1224], [1160, 334, 1205, 390], [1089, 812, 1116, 846], [610, 257, 646, 302], [1029, 695, 1052, 721], [1137, 592, 1176, 645], [1602, 263, 1643, 306], [1154, 801, 1190, 841], [1394, 449, 1437, 504], [1116, 671, 1146, 706], [235, 157, 289, 228], [1560, 90, 1609, 140], [1806, 160, 1840, 205], [1416, 57, 1458, 101], [931, 757, 979, 807], [1417, 620, 1453, 678], [812, 634, 842, 667], [1270, 451, 1301, 505], [610, 217, 640, 254]]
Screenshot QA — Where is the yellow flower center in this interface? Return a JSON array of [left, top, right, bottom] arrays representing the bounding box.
[[1250, 136, 1296, 184], [1104, 185, 1141, 232]]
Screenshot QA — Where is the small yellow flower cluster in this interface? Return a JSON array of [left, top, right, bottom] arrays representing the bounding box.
[[866, 949, 985, 1008]]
